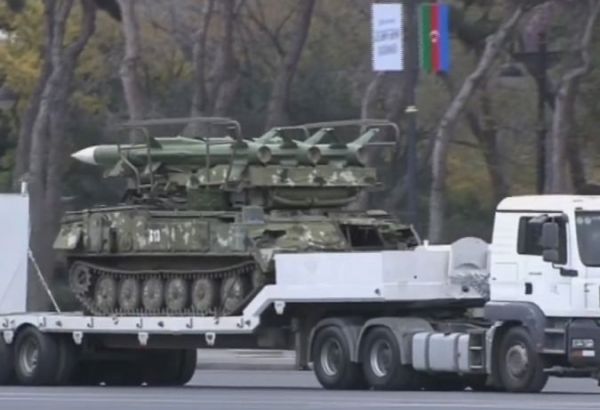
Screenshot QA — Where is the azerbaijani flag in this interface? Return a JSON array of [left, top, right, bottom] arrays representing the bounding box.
[[420, 3, 451, 73]]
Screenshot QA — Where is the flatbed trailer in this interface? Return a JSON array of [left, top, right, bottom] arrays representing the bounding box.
[[3, 195, 600, 392]]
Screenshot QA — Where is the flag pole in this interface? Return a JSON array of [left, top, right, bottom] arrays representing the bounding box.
[[405, 0, 419, 230]]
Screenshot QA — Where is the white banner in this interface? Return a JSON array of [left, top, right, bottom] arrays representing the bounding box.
[[372, 3, 404, 71]]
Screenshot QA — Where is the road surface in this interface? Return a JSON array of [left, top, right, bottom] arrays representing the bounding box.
[[0, 370, 599, 410]]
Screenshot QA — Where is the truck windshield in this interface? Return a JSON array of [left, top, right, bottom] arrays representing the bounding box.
[[576, 212, 600, 266]]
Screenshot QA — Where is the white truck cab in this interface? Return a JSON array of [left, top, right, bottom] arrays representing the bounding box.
[[491, 195, 600, 317]]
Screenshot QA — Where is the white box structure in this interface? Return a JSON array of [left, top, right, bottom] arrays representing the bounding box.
[[0, 194, 28, 314]]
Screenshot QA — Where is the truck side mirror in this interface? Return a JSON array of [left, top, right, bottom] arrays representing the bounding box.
[[540, 222, 560, 264]]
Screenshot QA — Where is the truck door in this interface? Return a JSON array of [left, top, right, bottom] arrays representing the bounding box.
[[573, 212, 600, 312], [516, 215, 573, 313]]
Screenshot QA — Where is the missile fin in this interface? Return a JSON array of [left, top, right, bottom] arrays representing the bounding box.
[[351, 128, 380, 146], [304, 128, 332, 145]]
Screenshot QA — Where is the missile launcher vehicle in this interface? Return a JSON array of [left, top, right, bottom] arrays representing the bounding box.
[[55, 117, 418, 316]]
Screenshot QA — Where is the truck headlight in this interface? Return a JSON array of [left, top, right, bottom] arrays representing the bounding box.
[[572, 338, 595, 349]]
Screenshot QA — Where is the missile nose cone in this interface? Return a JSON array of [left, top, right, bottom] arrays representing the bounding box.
[[71, 146, 98, 165]]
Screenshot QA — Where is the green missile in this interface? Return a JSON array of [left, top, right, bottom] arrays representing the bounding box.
[[71, 137, 273, 167]]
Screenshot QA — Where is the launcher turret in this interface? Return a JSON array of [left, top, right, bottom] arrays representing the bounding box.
[[71, 117, 398, 210]]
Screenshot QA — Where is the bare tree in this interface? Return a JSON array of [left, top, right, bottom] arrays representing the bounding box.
[[117, 0, 145, 122], [207, 0, 241, 117], [428, 5, 525, 243], [27, 0, 97, 309], [264, 0, 316, 129], [190, 0, 215, 118], [546, 0, 600, 193]]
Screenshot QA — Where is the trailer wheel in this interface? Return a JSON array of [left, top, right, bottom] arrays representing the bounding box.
[[312, 326, 364, 390], [176, 349, 197, 386], [54, 336, 78, 385], [0, 337, 14, 385], [497, 326, 548, 393], [13, 327, 60, 386], [100, 361, 144, 386], [361, 327, 418, 390], [144, 349, 196, 386]]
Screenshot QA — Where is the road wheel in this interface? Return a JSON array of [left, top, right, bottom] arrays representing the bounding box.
[[220, 276, 249, 314], [94, 276, 118, 314], [312, 326, 364, 390], [118, 278, 141, 312], [142, 278, 164, 312], [0, 336, 14, 385], [497, 326, 548, 393], [361, 327, 418, 390], [14, 327, 60, 385], [165, 278, 189, 312]]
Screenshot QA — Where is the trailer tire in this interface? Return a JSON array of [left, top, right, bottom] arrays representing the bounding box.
[[176, 349, 197, 386], [361, 327, 418, 390], [101, 361, 144, 386], [0, 337, 14, 385], [312, 326, 364, 390], [13, 327, 60, 386], [55, 336, 78, 385], [497, 326, 548, 393], [144, 349, 196, 386]]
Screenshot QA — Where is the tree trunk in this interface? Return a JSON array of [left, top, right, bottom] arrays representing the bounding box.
[[190, 0, 215, 119], [27, 0, 96, 310], [428, 6, 524, 243], [264, 0, 316, 129], [117, 0, 145, 123], [210, 0, 240, 117], [546, 0, 600, 193], [466, 91, 510, 205]]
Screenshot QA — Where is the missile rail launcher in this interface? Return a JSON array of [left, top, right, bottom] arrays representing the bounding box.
[[55, 117, 418, 317]]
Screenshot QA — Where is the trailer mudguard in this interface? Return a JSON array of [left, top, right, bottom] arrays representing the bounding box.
[[356, 317, 433, 365]]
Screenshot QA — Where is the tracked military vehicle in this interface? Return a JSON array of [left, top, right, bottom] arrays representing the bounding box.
[[54, 117, 418, 316]]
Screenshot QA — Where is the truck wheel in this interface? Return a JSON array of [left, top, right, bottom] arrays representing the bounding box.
[[0, 337, 14, 385], [13, 327, 60, 385], [497, 326, 548, 393], [361, 327, 418, 390], [312, 326, 364, 390]]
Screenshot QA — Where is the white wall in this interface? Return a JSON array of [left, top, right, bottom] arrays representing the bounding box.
[[0, 194, 28, 314]]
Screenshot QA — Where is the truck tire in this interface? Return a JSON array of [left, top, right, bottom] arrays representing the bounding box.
[[13, 327, 60, 386], [361, 327, 418, 390], [312, 326, 364, 390], [497, 326, 548, 393], [0, 337, 14, 385]]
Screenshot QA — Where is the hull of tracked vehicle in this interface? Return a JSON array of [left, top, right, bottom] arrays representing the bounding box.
[[54, 205, 417, 317], [55, 205, 379, 316]]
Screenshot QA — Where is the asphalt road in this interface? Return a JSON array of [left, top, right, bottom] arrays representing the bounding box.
[[0, 370, 599, 410]]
